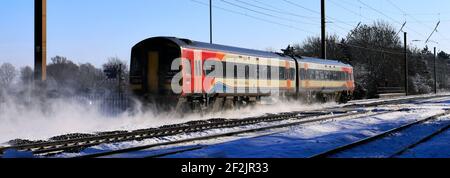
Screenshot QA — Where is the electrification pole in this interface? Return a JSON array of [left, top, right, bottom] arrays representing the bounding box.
[[321, 0, 326, 59], [434, 47, 437, 94], [34, 0, 47, 81], [210, 0, 213, 44], [404, 32, 409, 96]]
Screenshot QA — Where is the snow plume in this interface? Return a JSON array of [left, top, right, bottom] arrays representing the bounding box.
[[0, 87, 335, 144]]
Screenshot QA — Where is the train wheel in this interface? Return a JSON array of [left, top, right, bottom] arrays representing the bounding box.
[[338, 92, 352, 104]]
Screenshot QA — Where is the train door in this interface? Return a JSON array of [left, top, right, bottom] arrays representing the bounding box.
[[147, 51, 159, 93], [285, 61, 292, 91], [193, 50, 203, 94]]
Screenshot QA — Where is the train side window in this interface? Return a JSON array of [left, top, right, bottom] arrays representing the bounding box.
[[256, 65, 260, 79], [205, 65, 215, 76], [223, 61, 227, 78], [310, 70, 315, 80], [245, 66, 250, 79], [279, 67, 285, 80], [300, 69, 305, 80], [268, 66, 272, 80], [290, 68, 296, 80], [234, 65, 238, 79]]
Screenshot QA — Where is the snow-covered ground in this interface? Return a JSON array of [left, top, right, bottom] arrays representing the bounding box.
[[0, 97, 337, 145], [2, 93, 447, 145], [46, 96, 450, 158], [3, 95, 450, 158], [161, 109, 446, 158]]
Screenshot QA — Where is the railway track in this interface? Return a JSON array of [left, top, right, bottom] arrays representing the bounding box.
[[344, 94, 450, 108], [0, 109, 355, 157], [0, 94, 448, 158], [309, 110, 450, 158], [78, 111, 390, 158]]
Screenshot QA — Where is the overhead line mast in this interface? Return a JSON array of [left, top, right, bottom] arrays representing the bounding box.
[[210, 0, 213, 44], [34, 0, 47, 81], [321, 0, 326, 59]]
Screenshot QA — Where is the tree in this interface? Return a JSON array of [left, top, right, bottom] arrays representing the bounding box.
[[345, 21, 404, 98], [20, 66, 34, 86], [47, 56, 80, 89], [0, 63, 17, 89], [77, 63, 105, 93], [102, 57, 129, 93], [292, 34, 347, 62], [103, 57, 128, 78], [438, 51, 450, 59]]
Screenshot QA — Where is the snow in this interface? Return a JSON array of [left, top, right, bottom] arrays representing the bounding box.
[[397, 123, 450, 158], [161, 109, 445, 158], [1, 149, 34, 158], [5, 95, 450, 158], [329, 117, 450, 158], [0, 97, 337, 145]]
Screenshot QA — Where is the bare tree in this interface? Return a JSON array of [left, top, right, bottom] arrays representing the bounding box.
[[292, 34, 347, 61], [102, 57, 129, 93], [47, 56, 80, 91], [77, 63, 105, 93], [20, 66, 34, 86], [0, 63, 17, 89]]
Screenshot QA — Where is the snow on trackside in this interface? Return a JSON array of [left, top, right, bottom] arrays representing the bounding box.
[[55, 105, 447, 158], [4, 96, 450, 158], [160, 109, 447, 158], [0, 96, 335, 144], [398, 121, 450, 158], [2, 93, 449, 145]]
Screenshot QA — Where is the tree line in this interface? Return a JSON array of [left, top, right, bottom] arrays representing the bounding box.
[[0, 56, 129, 97], [287, 21, 450, 99]]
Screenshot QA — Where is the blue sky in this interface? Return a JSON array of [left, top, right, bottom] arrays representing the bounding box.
[[0, 0, 449, 68]]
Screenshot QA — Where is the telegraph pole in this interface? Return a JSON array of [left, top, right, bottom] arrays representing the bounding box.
[[404, 32, 409, 96], [210, 0, 213, 44], [34, 0, 47, 81], [321, 0, 326, 59], [434, 47, 437, 94]]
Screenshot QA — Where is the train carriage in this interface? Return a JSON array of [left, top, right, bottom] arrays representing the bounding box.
[[130, 37, 354, 110]]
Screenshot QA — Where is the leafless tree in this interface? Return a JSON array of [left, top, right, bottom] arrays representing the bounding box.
[[102, 57, 129, 93], [20, 66, 34, 86], [0, 63, 17, 89]]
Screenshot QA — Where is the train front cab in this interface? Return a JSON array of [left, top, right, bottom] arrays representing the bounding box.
[[130, 38, 182, 107]]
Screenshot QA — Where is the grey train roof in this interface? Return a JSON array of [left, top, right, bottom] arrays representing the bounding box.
[[299, 57, 352, 67], [134, 37, 351, 67]]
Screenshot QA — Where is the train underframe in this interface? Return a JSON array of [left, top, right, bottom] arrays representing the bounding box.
[[150, 90, 354, 113]]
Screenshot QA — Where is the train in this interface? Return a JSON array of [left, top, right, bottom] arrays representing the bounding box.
[[129, 37, 355, 111]]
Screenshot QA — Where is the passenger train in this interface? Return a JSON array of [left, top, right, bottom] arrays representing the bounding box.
[[130, 37, 354, 111]]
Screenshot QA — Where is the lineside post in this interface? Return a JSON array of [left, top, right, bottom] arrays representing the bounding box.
[[404, 32, 408, 96], [210, 0, 213, 44], [321, 0, 326, 59], [34, 0, 47, 81], [434, 47, 437, 94]]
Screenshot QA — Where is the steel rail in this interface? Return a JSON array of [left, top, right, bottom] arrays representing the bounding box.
[[344, 94, 450, 108], [309, 110, 450, 158], [77, 111, 395, 158], [389, 121, 450, 158], [0, 94, 447, 157], [0, 110, 343, 156]]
